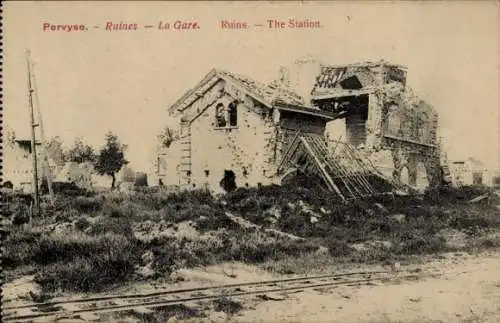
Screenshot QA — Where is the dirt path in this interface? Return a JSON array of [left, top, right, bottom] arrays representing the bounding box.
[[4, 251, 500, 323], [233, 251, 500, 323]]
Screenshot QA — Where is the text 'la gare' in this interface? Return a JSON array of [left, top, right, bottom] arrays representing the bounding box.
[[158, 20, 200, 30]]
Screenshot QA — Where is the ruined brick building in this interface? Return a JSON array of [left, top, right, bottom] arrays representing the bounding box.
[[160, 56, 440, 198], [2, 126, 56, 192]]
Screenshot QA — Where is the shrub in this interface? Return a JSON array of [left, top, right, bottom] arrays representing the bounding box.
[[166, 189, 215, 206], [327, 239, 353, 257], [44, 181, 93, 197], [277, 209, 314, 237], [194, 211, 239, 233], [7, 180, 500, 294], [71, 196, 104, 213], [53, 208, 80, 223], [213, 297, 243, 314], [3, 228, 42, 267], [10, 199, 31, 226], [224, 231, 318, 263], [74, 217, 92, 231], [101, 199, 140, 218], [395, 235, 447, 255], [120, 304, 205, 323], [130, 191, 170, 210], [34, 234, 141, 293], [167, 206, 200, 223], [86, 217, 134, 237]]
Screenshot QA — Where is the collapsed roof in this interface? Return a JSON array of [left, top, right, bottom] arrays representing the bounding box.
[[168, 58, 414, 122]]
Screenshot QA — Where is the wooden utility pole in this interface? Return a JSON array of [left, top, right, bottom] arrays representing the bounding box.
[[26, 49, 40, 217], [31, 57, 54, 202]]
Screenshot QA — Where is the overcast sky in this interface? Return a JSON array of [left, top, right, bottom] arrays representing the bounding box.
[[4, 1, 499, 171]]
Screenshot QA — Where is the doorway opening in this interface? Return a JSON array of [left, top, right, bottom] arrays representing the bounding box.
[[220, 170, 237, 192]]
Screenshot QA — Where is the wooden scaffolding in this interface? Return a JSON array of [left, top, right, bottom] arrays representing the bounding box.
[[277, 132, 401, 201]]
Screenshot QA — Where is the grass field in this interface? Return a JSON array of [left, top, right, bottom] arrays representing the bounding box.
[[3, 184, 500, 297]]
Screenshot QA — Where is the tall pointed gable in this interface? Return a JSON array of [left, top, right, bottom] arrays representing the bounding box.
[[168, 68, 337, 122]]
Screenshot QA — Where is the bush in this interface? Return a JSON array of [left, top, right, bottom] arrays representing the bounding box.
[[86, 217, 134, 237], [74, 217, 92, 231], [395, 235, 447, 255], [131, 191, 170, 210], [43, 181, 92, 197], [101, 199, 140, 218], [34, 234, 141, 293], [224, 231, 318, 263], [3, 228, 42, 267], [194, 211, 239, 233], [71, 196, 104, 213], [327, 240, 353, 257], [4, 227, 147, 294], [223, 185, 328, 211], [213, 297, 243, 314], [9, 198, 31, 226], [166, 189, 215, 206], [122, 304, 204, 322], [150, 246, 180, 275]]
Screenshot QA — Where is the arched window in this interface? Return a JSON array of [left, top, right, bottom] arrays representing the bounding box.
[[215, 100, 238, 128], [215, 103, 226, 127], [228, 101, 238, 126]]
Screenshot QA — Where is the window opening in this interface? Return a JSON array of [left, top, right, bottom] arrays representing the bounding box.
[[215, 103, 227, 127]]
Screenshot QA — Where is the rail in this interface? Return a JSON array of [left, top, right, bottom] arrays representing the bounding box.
[[3, 269, 431, 322]]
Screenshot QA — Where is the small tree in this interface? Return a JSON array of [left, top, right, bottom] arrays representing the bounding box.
[[94, 132, 127, 189], [157, 126, 179, 148], [67, 138, 96, 164]]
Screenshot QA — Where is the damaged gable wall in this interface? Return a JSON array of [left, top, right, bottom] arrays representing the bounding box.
[[167, 78, 279, 192], [189, 96, 273, 192], [164, 70, 333, 192]]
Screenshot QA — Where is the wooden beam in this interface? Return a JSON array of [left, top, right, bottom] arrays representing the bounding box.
[[168, 69, 219, 114], [312, 88, 374, 100], [276, 129, 302, 172], [300, 137, 346, 201], [273, 101, 337, 120], [383, 134, 437, 148]]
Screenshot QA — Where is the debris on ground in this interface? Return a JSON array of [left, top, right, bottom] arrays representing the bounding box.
[[468, 193, 490, 204]]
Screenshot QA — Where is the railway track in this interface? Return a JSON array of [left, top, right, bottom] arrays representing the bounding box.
[[2, 269, 426, 322]]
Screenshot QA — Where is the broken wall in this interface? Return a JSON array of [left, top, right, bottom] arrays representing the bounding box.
[[276, 110, 327, 167], [279, 110, 327, 134], [188, 92, 274, 192], [311, 61, 407, 98], [367, 83, 439, 147], [279, 56, 322, 105], [161, 140, 183, 186], [448, 159, 488, 186], [2, 138, 52, 192], [362, 83, 441, 187]]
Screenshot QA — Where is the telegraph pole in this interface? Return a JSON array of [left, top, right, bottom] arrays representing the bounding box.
[[26, 49, 40, 217], [32, 58, 54, 201]]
